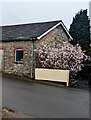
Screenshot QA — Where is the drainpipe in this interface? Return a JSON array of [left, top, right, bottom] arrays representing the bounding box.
[[31, 41, 34, 79], [31, 38, 36, 80]]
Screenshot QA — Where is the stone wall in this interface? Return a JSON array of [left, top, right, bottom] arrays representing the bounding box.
[[3, 41, 32, 75], [0, 43, 3, 49], [2, 25, 70, 78], [35, 25, 70, 67], [36, 25, 70, 49]]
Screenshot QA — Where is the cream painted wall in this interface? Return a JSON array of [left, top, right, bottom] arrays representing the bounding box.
[[35, 68, 69, 86]]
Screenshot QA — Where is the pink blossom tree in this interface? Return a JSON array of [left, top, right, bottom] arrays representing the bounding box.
[[37, 41, 89, 76]]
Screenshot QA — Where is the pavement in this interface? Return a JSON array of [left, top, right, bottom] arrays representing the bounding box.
[[2, 75, 89, 118]]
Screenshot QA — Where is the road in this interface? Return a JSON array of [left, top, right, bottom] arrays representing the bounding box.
[[2, 76, 89, 118]]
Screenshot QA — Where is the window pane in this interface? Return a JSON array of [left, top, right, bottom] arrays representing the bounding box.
[[16, 50, 23, 62]]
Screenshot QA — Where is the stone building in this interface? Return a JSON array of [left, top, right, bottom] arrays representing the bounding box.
[[0, 20, 72, 78]]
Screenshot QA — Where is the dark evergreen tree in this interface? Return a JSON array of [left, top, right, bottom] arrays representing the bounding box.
[[69, 9, 90, 54]]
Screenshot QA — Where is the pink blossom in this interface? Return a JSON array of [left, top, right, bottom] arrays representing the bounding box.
[[37, 41, 89, 75]]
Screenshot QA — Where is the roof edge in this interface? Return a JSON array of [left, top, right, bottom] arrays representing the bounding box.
[[37, 21, 73, 40], [61, 21, 73, 40]]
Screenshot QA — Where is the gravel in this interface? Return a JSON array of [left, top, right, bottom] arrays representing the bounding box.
[[1, 108, 33, 118]]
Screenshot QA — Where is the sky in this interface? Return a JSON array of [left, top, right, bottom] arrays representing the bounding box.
[[89, 1, 91, 22], [0, 1, 90, 29]]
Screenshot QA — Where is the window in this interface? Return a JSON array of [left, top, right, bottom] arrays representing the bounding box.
[[15, 49, 23, 63]]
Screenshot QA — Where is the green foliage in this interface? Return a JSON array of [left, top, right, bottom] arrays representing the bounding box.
[[69, 9, 90, 53], [87, 50, 91, 56]]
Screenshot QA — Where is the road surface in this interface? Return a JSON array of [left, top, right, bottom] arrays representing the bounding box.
[[2, 75, 89, 118]]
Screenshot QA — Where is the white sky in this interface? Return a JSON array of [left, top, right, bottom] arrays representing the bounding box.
[[0, 0, 90, 29]]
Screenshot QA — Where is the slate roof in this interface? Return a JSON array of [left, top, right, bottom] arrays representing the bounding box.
[[0, 20, 72, 42]]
